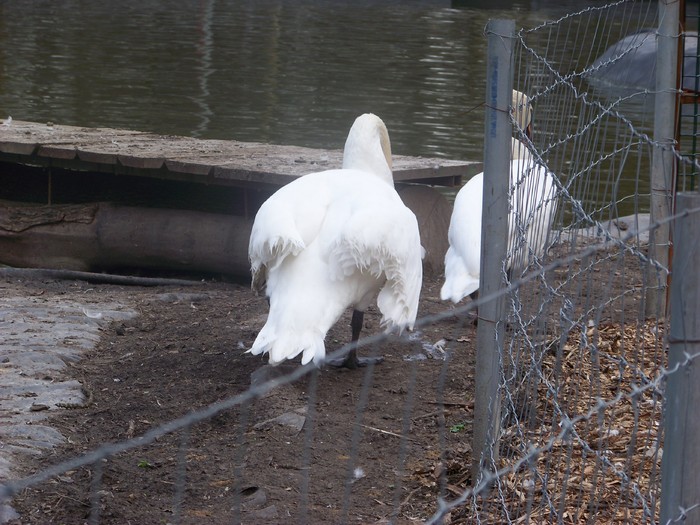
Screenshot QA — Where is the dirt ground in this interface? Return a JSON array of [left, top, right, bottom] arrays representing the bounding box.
[[2, 236, 658, 525], [3, 273, 478, 525]]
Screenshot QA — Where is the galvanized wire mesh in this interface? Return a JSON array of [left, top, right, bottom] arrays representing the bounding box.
[[461, 2, 692, 523], [2, 2, 699, 524]]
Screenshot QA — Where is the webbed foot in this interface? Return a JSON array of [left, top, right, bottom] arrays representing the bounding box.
[[326, 349, 383, 369]]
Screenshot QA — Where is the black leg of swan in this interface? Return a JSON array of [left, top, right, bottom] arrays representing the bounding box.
[[469, 291, 479, 326], [327, 310, 384, 369]]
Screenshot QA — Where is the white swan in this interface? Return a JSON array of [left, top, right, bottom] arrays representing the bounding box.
[[248, 113, 423, 368], [510, 89, 532, 160], [441, 92, 557, 308]]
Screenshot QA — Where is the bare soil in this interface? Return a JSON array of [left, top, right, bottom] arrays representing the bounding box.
[[4, 274, 477, 525], [3, 240, 656, 525]]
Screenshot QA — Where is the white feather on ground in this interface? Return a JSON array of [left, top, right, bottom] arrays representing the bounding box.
[[248, 113, 423, 367]]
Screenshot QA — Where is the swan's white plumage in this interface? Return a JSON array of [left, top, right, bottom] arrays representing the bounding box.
[[441, 171, 484, 303], [441, 90, 556, 304], [510, 89, 532, 160], [440, 155, 557, 303], [248, 114, 423, 366]]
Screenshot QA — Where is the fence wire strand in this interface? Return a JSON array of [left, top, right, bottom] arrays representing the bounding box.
[[3, 1, 700, 523]]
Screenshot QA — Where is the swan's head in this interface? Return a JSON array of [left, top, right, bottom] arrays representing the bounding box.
[[511, 90, 533, 139], [342, 113, 393, 184]]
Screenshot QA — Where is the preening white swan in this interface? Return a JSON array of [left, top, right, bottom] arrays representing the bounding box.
[[248, 113, 423, 368], [441, 91, 557, 307]]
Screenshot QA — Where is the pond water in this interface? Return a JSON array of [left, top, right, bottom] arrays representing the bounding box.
[[0, 1, 660, 161], [4, 0, 692, 218]]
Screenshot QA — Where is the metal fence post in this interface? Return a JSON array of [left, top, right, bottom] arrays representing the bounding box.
[[660, 191, 700, 525], [646, 0, 680, 318], [472, 18, 514, 486]]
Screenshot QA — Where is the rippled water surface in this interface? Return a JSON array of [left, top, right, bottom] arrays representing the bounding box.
[[0, 0, 655, 163]]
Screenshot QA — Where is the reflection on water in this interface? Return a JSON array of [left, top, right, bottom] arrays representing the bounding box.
[[0, 1, 653, 160], [193, 0, 215, 137], [0, 1, 676, 215]]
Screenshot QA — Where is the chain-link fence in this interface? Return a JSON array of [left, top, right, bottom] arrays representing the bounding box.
[[2, 1, 699, 524], [461, 1, 697, 523]]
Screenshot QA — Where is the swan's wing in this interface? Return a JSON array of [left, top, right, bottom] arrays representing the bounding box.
[[248, 173, 331, 294], [324, 178, 423, 330]]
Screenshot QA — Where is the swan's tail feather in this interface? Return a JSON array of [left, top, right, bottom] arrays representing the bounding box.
[[249, 323, 326, 367], [441, 247, 479, 303]]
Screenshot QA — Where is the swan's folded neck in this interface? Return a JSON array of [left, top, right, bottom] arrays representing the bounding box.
[[342, 113, 394, 185]]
